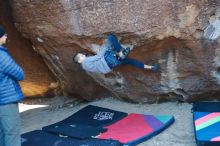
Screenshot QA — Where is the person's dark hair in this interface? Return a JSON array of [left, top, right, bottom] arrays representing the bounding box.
[[0, 26, 6, 38]]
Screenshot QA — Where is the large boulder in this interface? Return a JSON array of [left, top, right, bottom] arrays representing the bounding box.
[[8, 0, 220, 102]]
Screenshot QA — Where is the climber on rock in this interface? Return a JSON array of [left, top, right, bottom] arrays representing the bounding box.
[[73, 34, 159, 74]]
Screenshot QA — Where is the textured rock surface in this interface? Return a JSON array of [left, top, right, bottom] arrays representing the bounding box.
[[8, 0, 220, 102], [0, 0, 56, 97]]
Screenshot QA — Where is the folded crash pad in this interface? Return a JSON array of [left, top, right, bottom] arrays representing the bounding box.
[[43, 105, 128, 127], [43, 123, 107, 139], [193, 102, 220, 146], [98, 113, 174, 146], [42, 105, 128, 139], [21, 130, 121, 146]]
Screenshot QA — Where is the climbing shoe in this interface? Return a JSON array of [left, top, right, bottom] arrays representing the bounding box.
[[151, 64, 159, 72]]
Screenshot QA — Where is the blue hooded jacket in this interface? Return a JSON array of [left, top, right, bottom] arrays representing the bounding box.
[[0, 45, 24, 105]]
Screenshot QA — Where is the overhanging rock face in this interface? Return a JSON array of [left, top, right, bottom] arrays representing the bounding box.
[[9, 0, 220, 102]]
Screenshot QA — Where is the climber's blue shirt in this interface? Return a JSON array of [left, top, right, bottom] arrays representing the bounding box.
[[0, 45, 25, 105]]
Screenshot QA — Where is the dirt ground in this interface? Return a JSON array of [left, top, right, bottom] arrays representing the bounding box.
[[19, 97, 196, 146]]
